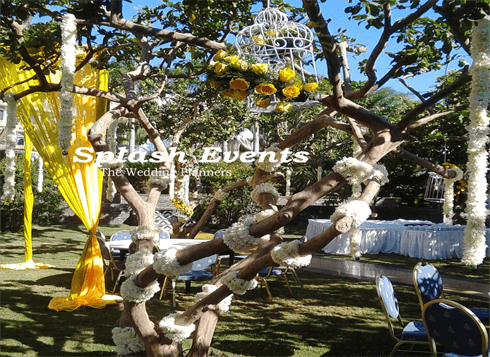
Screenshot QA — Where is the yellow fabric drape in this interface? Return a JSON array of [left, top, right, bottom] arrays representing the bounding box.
[[0, 56, 113, 310], [23, 132, 33, 262]]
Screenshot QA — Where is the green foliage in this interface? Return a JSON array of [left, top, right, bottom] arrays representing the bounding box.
[[195, 161, 254, 227], [0, 153, 63, 231]]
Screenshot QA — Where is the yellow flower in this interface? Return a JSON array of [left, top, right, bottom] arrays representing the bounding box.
[[214, 49, 228, 61], [229, 78, 250, 91], [189, 13, 196, 24], [252, 35, 265, 44], [304, 82, 318, 92], [252, 63, 268, 75], [210, 80, 222, 88], [282, 85, 301, 98], [279, 68, 295, 82], [254, 83, 277, 95], [224, 55, 240, 66], [214, 63, 228, 75], [238, 60, 249, 71], [255, 97, 270, 108], [222, 89, 248, 102], [275, 101, 293, 113]]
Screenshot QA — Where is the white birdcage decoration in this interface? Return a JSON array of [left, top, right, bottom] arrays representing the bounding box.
[[424, 172, 445, 203], [235, 1, 319, 113]]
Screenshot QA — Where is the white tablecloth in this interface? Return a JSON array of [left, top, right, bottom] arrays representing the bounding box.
[[105, 238, 210, 251], [399, 225, 490, 259]]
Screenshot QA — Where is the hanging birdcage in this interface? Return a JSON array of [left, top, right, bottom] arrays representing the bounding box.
[[424, 172, 445, 203], [235, 1, 319, 113]]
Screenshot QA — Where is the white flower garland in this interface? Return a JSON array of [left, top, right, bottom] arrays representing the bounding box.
[[125, 251, 154, 278], [130, 225, 161, 245], [147, 175, 170, 190], [221, 271, 258, 295], [112, 326, 145, 356], [2, 93, 17, 202], [214, 189, 229, 201], [159, 313, 195, 342], [222, 215, 261, 253], [251, 182, 279, 204], [195, 284, 233, 313], [119, 276, 160, 303], [443, 168, 464, 224], [99, 160, 124, 170], [255, 144, 282, 172], [330, 200, 371, 258], [462, 16, 490, 266], [371, 164, 389, 186], [255, 209, 285, 235], [333, 157, 373, 184], [271, 240, 312, 269], [153, 248, 192, 278], [58, 13, 77, 150]]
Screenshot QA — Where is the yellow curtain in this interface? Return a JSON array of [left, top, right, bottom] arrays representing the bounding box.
[[0, 56, 114, 311], [23, 132, 33, 262]]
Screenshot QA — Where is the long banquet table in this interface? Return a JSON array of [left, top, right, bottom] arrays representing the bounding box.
[[305, 219, 490, 259], [105, 238, 211, 252]]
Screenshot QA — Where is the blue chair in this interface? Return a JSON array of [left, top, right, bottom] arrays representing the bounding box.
[[160, 254, 217, 306], [376, 275, 429, 356], [109, 231, 132, 260], [257, 267, 293, 301], [159, 231, 170, 240], [423, 299, 489, 357], [413, 262, 489, 322]]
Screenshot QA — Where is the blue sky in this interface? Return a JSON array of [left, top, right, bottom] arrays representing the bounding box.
[[123, 0, 467, 96]]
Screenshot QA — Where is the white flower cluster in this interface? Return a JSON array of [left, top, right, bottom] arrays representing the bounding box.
[[153, 248, 192, 278], [147, 175, 170, 190], [462, 16, 490, 266], [125, 251, 154, 278], [99, 160, 124, 170], [119, 276, 160, 303], [221, 271, 258, 295], [443, 168, 464, 223], [371, 164, 389, 186], [106, 178, 116, 202], [255, 144, 282, 172], [255, 209, 285, 235], [112, 326, 145, 356], [159, 313, 195, 342], [222, 215, 262, 253], [330, 200, 371, 258], [195, 284, 233, 313], [2, 93, 18, 202], [58, 13, 77, 150], [251, 182, 279, 204], [333, 157, 373, 184], [214, 189, 229, 201], [130, 225, 161, 245], [271, 240, 312, 269]]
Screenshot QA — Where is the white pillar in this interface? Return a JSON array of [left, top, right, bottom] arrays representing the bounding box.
[[254, 121, 260, 153], [37, 155, 44, 193]]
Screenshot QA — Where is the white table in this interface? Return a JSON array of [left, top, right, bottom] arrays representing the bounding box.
[[105, 238, 211, 251], [400, 225, 490, 259], [305, 219, 433, 256]]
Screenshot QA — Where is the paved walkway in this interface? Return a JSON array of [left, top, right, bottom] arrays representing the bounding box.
[[305, 255, 490, 301]]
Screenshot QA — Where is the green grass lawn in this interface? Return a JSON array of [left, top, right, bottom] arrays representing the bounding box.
[[1, 224, 488, 356]]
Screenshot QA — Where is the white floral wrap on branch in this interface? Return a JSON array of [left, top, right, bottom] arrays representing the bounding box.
[[119, 276, 160, 303], [99, 160, 124, 170], [223, 215, 263, 253], [333, 157, 373, 184], [251, 182, 279, 204], [330, 200, 371, 258], [462, 16, 490, 266], [2, 93, 18, 202], [255, 144, 282, 172], [58, 13, 77, 150], [112, 326, 145, 356], [159, 313, 195, 342], [371, 164, 389, 186], [443, 168, 464, 222], [125, 251, 154, 278], [153, 248, 192, 278], [195, 284, 233, 313], [271, 240, 312, 269], [214, 189, 229, 201], [255, 209, 285, 235], [221, 271, 258, 295], [130, 225, 162, 245], [147, 175, 170, 190]]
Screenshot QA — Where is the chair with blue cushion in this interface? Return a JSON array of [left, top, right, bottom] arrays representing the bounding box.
[[256, 266, 294, 301], [423, 299, 489, 357], [413, 262, 489, 322], [109, 230, 132, 260], [160, 254, 217, 306], [376, 275, 430, 356]]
